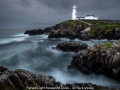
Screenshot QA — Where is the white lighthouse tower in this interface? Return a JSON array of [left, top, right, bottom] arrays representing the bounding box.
[[72, 4, 77, 20]]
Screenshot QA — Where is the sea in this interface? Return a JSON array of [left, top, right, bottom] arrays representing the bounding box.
[[0, 27, 120, 88]]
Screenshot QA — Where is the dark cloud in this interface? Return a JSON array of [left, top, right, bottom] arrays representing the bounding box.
[[39, 0, 120, 11], [0, 0, 120, 28], [38, 0, 74, 12], [20, 0, 30, 7]]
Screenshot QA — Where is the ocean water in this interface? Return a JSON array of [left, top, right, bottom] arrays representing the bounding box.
[[0, 28, 120, 88]]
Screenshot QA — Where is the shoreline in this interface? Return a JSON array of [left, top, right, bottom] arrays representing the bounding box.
[[0, 66, 117, 90]]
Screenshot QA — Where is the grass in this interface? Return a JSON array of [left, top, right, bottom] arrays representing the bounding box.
[[99, 42, 112, 48], [87, 20, 120, 37], [58, 20, 120, 38], [60, 20, 88, 32]]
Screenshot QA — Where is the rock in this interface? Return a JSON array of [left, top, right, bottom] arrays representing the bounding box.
[[0, 66, 8, 72], [68, 50, 90, 74], [5, 73, 24, 89], [56, 42, 88, 53], [47, 20, 89, 40], [47, 20, 120, 40], [0, 71, 24, 90], [48, 30, 68, 38], [78, 33, 90, 40], [24, 29, 44, 35], [68, 41, 120, 81], [44, 23, 62, 33], [44, 27, 53, 33], [0, 66, 114, 90]]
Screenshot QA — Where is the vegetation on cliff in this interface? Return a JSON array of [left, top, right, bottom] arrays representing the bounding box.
[[99, 42, 112, 48], [47, 20, 120, 40], [87, 20, 120, 38]]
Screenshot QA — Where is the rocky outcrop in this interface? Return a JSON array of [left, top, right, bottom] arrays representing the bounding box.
[[89, 28, 120, 40], [47, 20, 88, 40], [24, 29, 44, 35], [47, 20, 120, 40], [0, 66, 8, 72], [55, 42, 87, 53], [68, 41, 120, 81], [23, 20, 120, 39], [44, 27, 53, 33], [44, 24, 61, 33], [0, 66, 111, 90]]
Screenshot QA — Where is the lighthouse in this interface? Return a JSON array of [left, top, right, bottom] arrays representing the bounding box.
[[72, 4, 77, 20]]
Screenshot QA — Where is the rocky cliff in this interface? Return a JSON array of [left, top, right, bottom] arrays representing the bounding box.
[[24, 29, 44, 35], [0, 66, 111, 90], [68, 41, 120, 81], [47, 20, 120, 40]]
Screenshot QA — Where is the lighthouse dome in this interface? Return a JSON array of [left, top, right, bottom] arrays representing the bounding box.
[[73, 4, 77, 9]]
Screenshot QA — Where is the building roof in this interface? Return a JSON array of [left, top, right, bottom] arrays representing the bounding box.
[[77, 17, 84, 18], [85, 15, 95, 17]]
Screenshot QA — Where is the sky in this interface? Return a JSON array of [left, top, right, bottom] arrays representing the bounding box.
[[0, 0, 120, 28]]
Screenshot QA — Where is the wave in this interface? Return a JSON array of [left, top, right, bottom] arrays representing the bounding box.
[[48, 69, 120, 87], [11, 37, 26, 42], [0, 35, 119, 88], [38, 34, 48, 39], [45, 45, 63, 55], [0, 33, 29, 44], [0, 37, 27, 44], [12, 33, 28, 37], [0, 38, 13, 44], [31, 40, 44, 43]]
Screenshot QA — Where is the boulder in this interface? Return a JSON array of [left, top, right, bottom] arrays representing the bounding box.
[[55, 42, 88, 53], [0, 66, 8, 72], [24, 29, 44, 35]]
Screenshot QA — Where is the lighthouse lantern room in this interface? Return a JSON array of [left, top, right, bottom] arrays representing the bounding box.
[[72, 4, 77, 20]]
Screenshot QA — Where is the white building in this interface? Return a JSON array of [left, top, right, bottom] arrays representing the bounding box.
[[72, 4, 77, 20], [77, 15, 98, 20], [72, 4, 98, 20]]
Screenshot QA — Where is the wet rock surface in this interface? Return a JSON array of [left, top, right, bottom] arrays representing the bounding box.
[[24, 29, 44, 35], [0, 66, 114, 90], [68, 41, 120, 81], [55, 42, 87, 53]]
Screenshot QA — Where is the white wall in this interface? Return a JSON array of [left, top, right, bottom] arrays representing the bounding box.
[[72, 9, 77, 20]]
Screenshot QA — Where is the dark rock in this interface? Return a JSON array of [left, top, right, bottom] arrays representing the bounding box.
[[48, 30, 68, 38], [0, 66, 114, 90], [68, 41, 120, 81], [47, 20, 120, 40], [5, 73, 24, 89], [0, 66, 8, 72], [67, 65, 76, 69], [24, 29, 44, 35], [47, 20, 90, 40], [44, 27, 54, 33], [52, 47, 55, 49], [56, 42, 87, 53], [44, 23, 62, 33]]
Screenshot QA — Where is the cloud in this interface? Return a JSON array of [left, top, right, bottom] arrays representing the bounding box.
[[20, 0, 30, 7], [0, 0, 120, 28]]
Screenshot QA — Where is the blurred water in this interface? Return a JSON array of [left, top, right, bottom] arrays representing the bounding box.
[[0, 28, 120, 88]]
